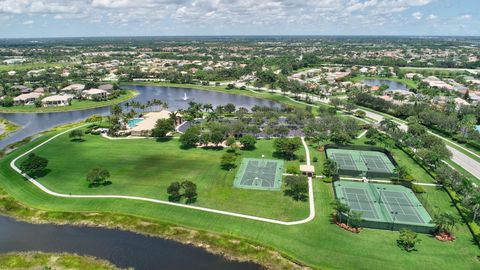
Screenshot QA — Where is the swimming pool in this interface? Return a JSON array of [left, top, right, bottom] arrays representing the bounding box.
[[128, 118, 144, 128]]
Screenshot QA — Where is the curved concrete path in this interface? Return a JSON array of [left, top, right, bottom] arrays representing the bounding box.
[[10, 125, 316, 226]]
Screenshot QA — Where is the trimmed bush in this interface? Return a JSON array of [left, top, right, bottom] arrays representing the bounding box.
[[412, 184, 426, 194], [323, 176, 333, 183], [286, 165, 300, 175]]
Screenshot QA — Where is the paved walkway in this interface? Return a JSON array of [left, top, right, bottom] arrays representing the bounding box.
[[10, 126, 316, 226]]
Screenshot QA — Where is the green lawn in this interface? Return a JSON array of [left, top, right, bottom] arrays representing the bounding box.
[[0, 62, 72, 72], [1, 126, 479, 269], [17, 131, 308, 221], [0, 90, 138, 113]]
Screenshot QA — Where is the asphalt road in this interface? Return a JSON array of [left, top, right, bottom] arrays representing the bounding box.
[[356, 108, 480, 181], [447, 146, 480, 180]]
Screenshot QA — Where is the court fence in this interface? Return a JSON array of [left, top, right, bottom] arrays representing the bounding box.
[[325, 144, 399, 179], [333, 180, 436, 234], [338, 212, 435, 233]]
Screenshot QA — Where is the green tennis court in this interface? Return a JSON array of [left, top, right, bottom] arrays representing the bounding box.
[[334, 181, 434, 232], [233, 158, 284, 191], [326, 148, 397, 178]]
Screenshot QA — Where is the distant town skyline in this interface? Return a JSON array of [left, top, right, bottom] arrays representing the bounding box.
[[0, 0, 478, 38]]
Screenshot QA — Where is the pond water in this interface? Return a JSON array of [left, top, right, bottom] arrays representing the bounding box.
[[0, 85, 280, 149], [0, 215, 261, 270], [362, 79, 409, 90]]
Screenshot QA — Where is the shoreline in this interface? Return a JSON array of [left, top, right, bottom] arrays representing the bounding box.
[[0, 90, 138, 114], [0, 118, 21, 140], [0, 251, 120, 270]]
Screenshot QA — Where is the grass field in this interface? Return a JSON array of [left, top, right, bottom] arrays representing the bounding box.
[[1, 125, 479, 269], [0, 90, 138, 113], [0, 62, 72, 72], [16, 130, 308, 221]]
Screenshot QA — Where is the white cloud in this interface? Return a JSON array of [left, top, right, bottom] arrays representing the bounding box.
[[23, 20, 33, 24], [458, 14, 472, 20], [3, 0, 476, 36], [412, 12, 423, 20]]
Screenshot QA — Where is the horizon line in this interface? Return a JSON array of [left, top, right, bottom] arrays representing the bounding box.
[[1, 34, 480, 40]]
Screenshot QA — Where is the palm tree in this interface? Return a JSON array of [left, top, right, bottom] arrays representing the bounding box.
[[169, 111, 179, 124], [349, 211, 363, 228], [206, 112, 219, 122], [331, 199, 350, 223], [203, 104, 213, 113], [469, 194, 480, 222], [431, 213, 457, 235], [162, 101, 169, 110], [379, 118, 399, 133]]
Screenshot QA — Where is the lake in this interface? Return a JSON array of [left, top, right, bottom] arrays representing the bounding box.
[[0, 85, 280, 149], [0, 215, 261, 270], [362, 79, 409, 90]]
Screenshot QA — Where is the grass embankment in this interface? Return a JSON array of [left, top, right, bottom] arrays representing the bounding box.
[[0, 90, 138, 113], [0, 118, 21, 139], [16, 130, 308, 221], [0, 252, 119, 270], [1, 125, 479, 270], [399, 67, 473, 76], [350, 75, 419, 89]]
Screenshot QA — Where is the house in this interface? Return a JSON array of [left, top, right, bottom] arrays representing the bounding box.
[[454, 97, 470, 110], [34, 87, 46, 94], [422, 76, 455, 91], [61, 84, 85, 94], [11, 85, 32, 94], [98, 84, 114, 92], [13, 92, 42, 105], [82, 89, 109, 100], [384, 89, 413, 97], [42, 94, 74, 107]]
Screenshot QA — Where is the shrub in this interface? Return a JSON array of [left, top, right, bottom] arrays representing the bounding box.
[[323, 176, 333, 183], [220, 152, 237, 170], [286, 165, 300, 175], [85, 114, 103, 123], [284, 175, 308, 201], [240, 135, 256, 150], [412, 184, 425, 194], [397, 228, 421, 252]]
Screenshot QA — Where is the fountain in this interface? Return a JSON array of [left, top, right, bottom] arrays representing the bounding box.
[[182, 92, 189, 101]]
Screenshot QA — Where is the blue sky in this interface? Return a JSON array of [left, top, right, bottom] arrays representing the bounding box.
[[0, 0, 478, 38]]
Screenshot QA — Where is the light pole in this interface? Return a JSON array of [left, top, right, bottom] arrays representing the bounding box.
[[391, 211, 398, 230]]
